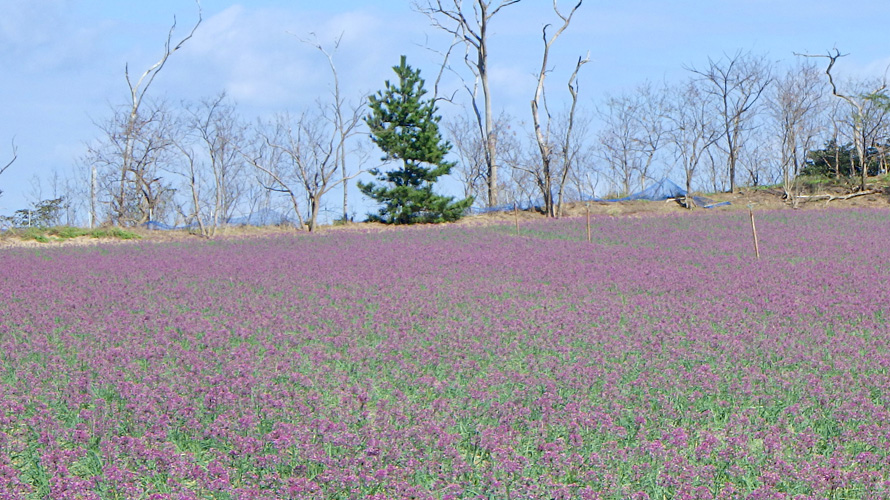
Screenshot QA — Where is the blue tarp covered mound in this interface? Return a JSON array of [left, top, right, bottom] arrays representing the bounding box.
[[472, 179, 730, 214], [602, 178, 687, 202], [596, 179, 731, 209]]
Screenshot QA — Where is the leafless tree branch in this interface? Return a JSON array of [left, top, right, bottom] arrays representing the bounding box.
[[107, 1, 202, 225], [530, 0, 583, 216], [416, 33, 464, 103], [126, 1, 202, 111], [557, 50, 589, 215], [0, 139, 17, 178], [686, 50, 772, 193], [413, 0, 523, 207]]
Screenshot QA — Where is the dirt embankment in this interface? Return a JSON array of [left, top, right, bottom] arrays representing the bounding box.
[[460, 184, 890, 221], [2, 186, 889, 248]]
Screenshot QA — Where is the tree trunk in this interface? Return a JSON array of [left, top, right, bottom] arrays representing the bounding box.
[[856, 128, 867, 191], [309, 195, 320, 232], [189, 171, 207, 236], [685, 172, 696, 209], [481, 35, 498, 208]]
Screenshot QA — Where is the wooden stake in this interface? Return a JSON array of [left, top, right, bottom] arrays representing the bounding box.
[[514, 203, 520, 236], [586, 203, 591, 243], [748, 206, 760, 260]]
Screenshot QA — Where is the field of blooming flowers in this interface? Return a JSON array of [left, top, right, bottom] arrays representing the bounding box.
[[2, 208, 890, 499]]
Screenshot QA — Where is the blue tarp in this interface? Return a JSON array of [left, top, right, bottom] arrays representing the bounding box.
[[471, 179, 730, 214], [596, 179, 731, 209], [142, 209, 292, 230], [600, 178, 687, 202]]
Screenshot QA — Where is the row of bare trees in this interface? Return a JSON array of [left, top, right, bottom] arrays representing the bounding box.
[[416, 1, 889, 215], [78, 0, 596, 229], [80, 44, 886, 231], [79, 9, 370, 233], [586, 50, 890, 210], [8, 2, 890, 228]]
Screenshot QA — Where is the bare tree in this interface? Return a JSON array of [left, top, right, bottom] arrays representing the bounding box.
[[567, 138, 599, 201], [246, 108, 364, 232], [244, 115, 308, 231], [0, 139, 17, 200], [445, 113, 489, 203], [595, 83, 669, 196], [738, 128, 774, 188], [629, 83, 670, 189], [814, 100, 848, 180], [688, 50, 772, 193], [768, 60, 826, 205], [85, 4, 201, 226], [528, 0, 584, 217], [665, 79, 722, 208], [799, 49, 890, 190], [300, 35, 367, 223], [875, 121, 890, 176], [555, 74, 591, 216], [489, 117, 537, 208], [86, 100, 180, 225], [596, 96, 638, 196], [175, 93, 249, 236], [414, 0, 522, 208], [173, 139, 206, 235], [34, 169, 83, 227]]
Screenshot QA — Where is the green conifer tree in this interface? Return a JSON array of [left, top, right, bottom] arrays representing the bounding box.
[[359, 55, 473, 224]]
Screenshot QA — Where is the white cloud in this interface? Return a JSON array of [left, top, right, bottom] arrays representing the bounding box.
[[172, 5, 314, 107], [168, 5, 408, 113], [0, 0, 105, 73], [159, 4, 436, 116]]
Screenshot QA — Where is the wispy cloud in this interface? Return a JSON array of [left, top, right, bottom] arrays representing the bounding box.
[[0, 0, 106, 73], [168, 5, 423, 113]]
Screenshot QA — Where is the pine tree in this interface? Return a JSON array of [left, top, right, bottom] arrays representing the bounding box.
[[359, 55, 473, 224]]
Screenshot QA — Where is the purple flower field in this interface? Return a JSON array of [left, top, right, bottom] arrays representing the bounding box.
[[2, 208, 890, 499]]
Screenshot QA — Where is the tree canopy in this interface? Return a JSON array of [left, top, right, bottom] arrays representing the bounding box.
[[359, 56, 473, 224]]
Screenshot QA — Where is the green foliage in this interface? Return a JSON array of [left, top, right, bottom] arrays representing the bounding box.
[[87, 227, 140, 240], [49, 226, 91, 239], [359, 55, 473, 224], [17, 228, 51, 242], [2, 226, 140, 243], [0, 197, 66, 229], [804, 139, 885, 178], [863, 89, 890, 110]]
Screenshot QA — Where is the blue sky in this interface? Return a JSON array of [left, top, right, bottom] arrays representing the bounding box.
[[1, 0, 888, 218]]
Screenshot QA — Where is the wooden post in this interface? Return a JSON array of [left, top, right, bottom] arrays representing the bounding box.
[[586, 203, 591, 243], [514, 203, 520, 236], [748, 205, 760, 260]]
